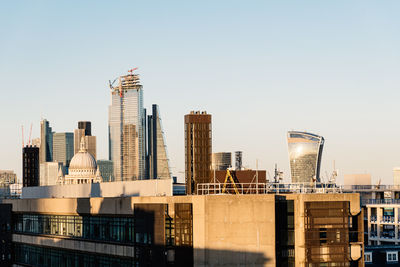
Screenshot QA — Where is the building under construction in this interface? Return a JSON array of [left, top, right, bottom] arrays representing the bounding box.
[[108, 70, 145, 181]]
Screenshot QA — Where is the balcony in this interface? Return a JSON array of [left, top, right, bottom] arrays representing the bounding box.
[[381, 216, 395, 223]]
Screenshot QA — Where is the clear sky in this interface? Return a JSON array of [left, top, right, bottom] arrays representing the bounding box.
[[1, 1, 400, 184]]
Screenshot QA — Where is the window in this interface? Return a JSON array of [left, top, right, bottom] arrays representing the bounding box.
[[387, 251, 398, 262], [364, 252, 372, 263]]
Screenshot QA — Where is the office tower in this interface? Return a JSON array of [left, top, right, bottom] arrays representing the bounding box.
[[22, 146, 39, 187], [287, 131, 324, 183], [74, 121, 96, 159], [212, 152, 231, 171], [78, 121, 91, 136], [0, 170, 17, 186], [97, 160, 114, 182], [147, 104, 171, 179], [108, 71, 145, 181], [235, 151, 243, 170], [53, 132, 74, 168], [39, 119, 53, 163], [185, 111, 212, 194], [40, 162, 64, 186]]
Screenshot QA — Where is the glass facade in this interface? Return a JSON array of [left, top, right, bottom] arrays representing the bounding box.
[[147, 104, 171, 179], [109, 73, 145, 181], [13, 214, 134, 244], [53, 132, 74, 168], [287, 131, 324, 183], [14, 244, 136, 267]]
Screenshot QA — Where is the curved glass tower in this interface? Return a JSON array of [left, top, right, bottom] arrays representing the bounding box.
[[287, 131, 324, 183]]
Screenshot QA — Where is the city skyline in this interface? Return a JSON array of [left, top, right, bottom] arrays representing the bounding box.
[[2, 1, 400, 184]]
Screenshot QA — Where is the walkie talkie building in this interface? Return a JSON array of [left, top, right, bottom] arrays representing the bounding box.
[[287, 131, 324, 183]]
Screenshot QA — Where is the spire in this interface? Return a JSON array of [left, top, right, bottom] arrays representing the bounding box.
[[79, 136, 87, 152]]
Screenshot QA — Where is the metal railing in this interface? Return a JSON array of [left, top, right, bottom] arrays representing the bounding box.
[[197, 182, 342, 195]]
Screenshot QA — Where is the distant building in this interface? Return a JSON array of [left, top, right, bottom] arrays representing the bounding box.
[[22, 146, 39, 187], [235, 151, 243, 170], [31, 138, 41, 148], [185, 111, 212, 194], [146, 104, 171, 180], [108, 71, 145, 181], [97, 160, 114, 182], [393, 168, 400, 186], [0, 170, 17, 187], [39, 119, 53, 163], [344, 174, 371, 187], [78, 121, 91, 136], [287, 131, 324, 183], [212, 152, 231, 171], [53, 132, 74, 168], [74, 121, 96, 159], [40, 162, 64, 186], [57, 138, 101, 185]]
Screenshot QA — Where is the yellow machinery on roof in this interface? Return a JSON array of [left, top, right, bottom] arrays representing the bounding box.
[[221, 169, 241, 194]]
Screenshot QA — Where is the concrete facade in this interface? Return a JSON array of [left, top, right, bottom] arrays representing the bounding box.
[[3, 193, 363, 266], [21, 179, 173, 199]]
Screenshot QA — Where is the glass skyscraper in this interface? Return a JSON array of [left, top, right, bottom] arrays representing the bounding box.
[[108, 72, 145, 181], [147, 104, 171, 180], [287, 131, 324, 183]]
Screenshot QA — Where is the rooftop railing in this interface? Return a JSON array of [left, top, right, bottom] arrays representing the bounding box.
[[197, 182, 342, 195]]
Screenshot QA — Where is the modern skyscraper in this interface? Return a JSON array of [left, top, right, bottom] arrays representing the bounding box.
[[147, 104, 171, 180], [53, 132, 74, 168], [185, 111, 212, 194], [211, 152, 231, 171], [97, 160, 114, 182], [287, 131, 324, 183], [22, 146, 39, 187], [74, 121, 96, 159], [108, 71, 145, 181], [39, 119, 53, 164], [40, 162, 64, 186], [78, 121, 91, 136]]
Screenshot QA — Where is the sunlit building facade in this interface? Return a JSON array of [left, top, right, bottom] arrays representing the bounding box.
[[287, 131, 324, 183], [108, 72, 145, 181], [185, 111, 212, 194]]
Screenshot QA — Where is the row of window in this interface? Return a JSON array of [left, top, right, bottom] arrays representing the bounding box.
[[14, 243, 137, 267], [365, 251, 398, 263], [13, 213, 145, 245]]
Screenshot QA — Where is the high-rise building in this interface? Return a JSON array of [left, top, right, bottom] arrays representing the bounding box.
[[147, 104, 171, 180], [212, 152, 231, 171], [39, 119, 53, 164], [108, 71, 145, 181], [40, 162, 64, 186], [22, 146, 39, 187], [78, 121, 91, 136], [53, 132, 74, 168], [97, 160, 114, 182], [287, 131, 324, 183], [74, 121, 96, 159], [185, 111, 212, 195], [235, 151, 243, 170]]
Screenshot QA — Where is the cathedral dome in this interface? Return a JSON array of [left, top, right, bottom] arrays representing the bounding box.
[[69, 137, 97, 171]]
